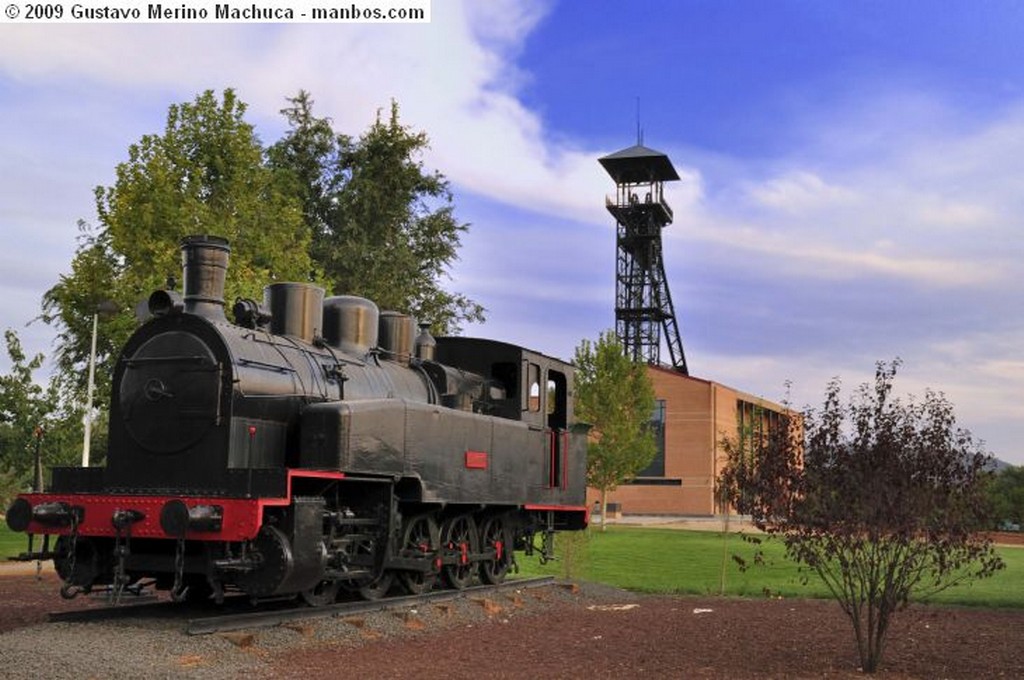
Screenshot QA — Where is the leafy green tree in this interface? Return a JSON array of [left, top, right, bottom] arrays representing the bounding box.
[[269, 92, 483, 333], [39, 225, 130, 417], [265, 90, 341, 244], [718, 361, 1003, 674], [42, 89, 317, 409], [987, 465, 1024, 529], [0, 330, 84, 507], [41, 87, 482, 464], [573, 331, 656, 531]]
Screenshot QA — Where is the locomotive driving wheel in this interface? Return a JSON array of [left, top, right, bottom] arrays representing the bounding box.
[[357, 571, 394, 600], [479, 514, 512, 585], [399, 513, 440, 595], [236, 525, 291, 598], [337, 528, 395, 600], [301, 578, 341, 607], [441, 514, 479, 590]]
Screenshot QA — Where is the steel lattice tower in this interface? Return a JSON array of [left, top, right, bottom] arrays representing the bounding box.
[[599, 143, 688, 374]]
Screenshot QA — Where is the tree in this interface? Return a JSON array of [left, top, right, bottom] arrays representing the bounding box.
[[39, 225, 131, 422], [42, 89, 317, 412], [987, 465, 1024, 529], [0, 330, 83, 508], [40, 88, 482, 466], [269, 93, 484, 333], [265, 90, 342, 247], [718, 361, 1004, 673], [573, 331, 657, 531]]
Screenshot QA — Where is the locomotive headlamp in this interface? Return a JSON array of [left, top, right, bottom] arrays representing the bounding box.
[[232, 297, 272, 329], [148, 289, 184, 317]]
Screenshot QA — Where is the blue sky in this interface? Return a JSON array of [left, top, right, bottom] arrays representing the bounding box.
[[0, 1, 1022, 463]]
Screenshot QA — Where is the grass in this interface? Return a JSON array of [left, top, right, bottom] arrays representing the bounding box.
[[517, 525, 1024, 609], [5, 520, 1020, 608], [0, 521, 29, 559]]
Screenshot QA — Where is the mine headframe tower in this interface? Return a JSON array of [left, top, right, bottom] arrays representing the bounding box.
[[599, 143, 688, 374]]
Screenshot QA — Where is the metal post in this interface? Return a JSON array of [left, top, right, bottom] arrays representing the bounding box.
[[82, 312, 99, 467], [33, 426, 43, 492]]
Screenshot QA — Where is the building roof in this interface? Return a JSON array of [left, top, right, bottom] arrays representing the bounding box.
[[599, 144, 681, 184], [646, 364, 792, 413]]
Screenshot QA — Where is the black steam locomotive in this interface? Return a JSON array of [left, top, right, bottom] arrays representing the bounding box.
[[6, 236, 588, 604]]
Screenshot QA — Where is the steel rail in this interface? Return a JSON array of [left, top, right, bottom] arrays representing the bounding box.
[[48, 597, 173, 624], [186, 576, 556, 635]]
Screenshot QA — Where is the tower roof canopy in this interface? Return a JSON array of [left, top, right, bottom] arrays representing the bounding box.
[[599, 144, 680, 184]]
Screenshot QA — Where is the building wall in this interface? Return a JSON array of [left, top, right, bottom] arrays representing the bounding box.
[[586, 366, 790, 516]]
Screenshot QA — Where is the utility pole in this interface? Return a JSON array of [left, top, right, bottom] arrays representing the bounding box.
[[83, 311, 98, 467], [82, 299, 118, 467], [33, 426, 44, 492]]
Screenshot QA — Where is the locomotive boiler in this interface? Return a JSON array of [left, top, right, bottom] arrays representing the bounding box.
[[6, 236, 588, 604]]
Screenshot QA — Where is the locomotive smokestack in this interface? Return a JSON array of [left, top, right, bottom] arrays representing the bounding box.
[[181, 235, 230, 321]]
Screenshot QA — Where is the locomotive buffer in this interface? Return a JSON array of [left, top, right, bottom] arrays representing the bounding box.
[[599, 143, 689, 374]]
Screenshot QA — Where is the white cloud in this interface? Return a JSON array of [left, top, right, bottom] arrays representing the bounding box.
[[0, 4, 616, 227], [683, 221, 1003, 287], [913, 197, 994, 229], [746, 171, 858, 214], [671, 104, 1024, 291]]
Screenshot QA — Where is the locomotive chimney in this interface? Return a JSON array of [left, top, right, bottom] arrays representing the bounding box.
[[180, 235, 231, 321]]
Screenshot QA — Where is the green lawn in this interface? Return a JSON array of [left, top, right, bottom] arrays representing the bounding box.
[[0, 521, 28, 559], [518, 525, 1024, 608], [4, 520, 1020, 608]]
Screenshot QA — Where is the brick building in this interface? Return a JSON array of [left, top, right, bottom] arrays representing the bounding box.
[[586, 365, 792, 516]]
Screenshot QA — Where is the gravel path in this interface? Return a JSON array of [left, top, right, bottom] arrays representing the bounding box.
[[0, 572, 625, 679]]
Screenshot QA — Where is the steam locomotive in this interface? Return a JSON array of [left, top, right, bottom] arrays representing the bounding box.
[[6, 236, 588, 604]]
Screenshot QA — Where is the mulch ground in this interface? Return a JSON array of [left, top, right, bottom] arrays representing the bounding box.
[[269, 590, 1024, 679], [3, 568, 1022, 679]]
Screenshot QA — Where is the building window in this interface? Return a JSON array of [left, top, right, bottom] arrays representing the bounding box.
[[626, 477, 681, 487], [636, 399, 666, 477], [736, 399, 788, 449]]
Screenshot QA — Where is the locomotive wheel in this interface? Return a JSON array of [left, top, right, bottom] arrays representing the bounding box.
[[399, 513, 440, 595], [54, 535, 104, 588], [478, 514, 512, 585], [441, 514, 479, 590], [301, 578, 341, 607], [236, 525, 292, 598], [357, 571, 395, 600]]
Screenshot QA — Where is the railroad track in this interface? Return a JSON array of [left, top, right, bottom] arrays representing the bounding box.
[[46, 576, 556, 635], [187, 576, 556, 635]]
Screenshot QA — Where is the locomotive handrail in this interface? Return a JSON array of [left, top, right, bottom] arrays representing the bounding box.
[[236, 357, 297, 373], [124, 355, 215, 366]]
